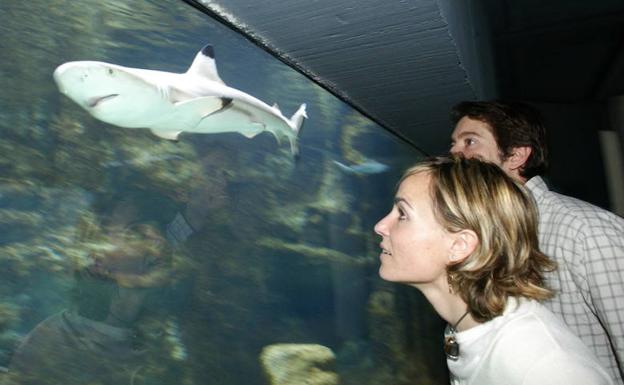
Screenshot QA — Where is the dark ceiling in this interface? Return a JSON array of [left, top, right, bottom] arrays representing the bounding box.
[[484, 0, 624, 103], [184, 0, 624, 156]]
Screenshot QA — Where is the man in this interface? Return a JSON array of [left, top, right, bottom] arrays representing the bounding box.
[[449, 100, 624, 385]]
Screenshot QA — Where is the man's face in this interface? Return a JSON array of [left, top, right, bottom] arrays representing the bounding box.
[[450, 117, 504, 167]]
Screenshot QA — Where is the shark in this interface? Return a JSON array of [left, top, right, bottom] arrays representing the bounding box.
[[53, 44, 308, 156], [333, 159, 389, 175]]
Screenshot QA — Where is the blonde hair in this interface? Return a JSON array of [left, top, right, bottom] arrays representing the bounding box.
[[401, 156, 556, 322]]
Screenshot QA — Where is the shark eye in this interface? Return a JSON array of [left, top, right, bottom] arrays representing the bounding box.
[[108, 68, 114, 75]]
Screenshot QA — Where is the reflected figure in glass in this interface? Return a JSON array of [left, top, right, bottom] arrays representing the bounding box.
[[5, 196, 192, 385]]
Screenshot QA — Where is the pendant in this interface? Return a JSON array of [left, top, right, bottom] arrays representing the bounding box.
[[444, 335, 460, 361], [444, 310, 469, 361]]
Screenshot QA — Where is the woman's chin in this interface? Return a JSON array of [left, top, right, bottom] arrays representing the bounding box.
[[378, 265, 396, 282]]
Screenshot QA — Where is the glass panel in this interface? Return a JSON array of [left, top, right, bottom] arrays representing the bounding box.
[[0, 1, 446, 384]]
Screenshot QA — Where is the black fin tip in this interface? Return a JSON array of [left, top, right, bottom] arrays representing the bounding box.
[[201, 45, 215, 59]]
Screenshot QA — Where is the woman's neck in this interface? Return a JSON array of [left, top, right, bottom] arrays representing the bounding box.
[[416, 284, 480, 332]]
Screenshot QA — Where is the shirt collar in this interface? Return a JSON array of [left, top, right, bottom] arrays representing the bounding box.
[[524, 175, 549, 203]]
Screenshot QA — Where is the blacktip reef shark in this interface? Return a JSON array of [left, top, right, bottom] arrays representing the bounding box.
[[333, 159, 389, 175], [53, 45, 308, 156]]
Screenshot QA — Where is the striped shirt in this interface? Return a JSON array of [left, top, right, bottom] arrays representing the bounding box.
[[526, 176, 624, 385]]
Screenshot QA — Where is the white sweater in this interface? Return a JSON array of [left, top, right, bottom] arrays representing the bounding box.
[[447, 298, 613, 385]]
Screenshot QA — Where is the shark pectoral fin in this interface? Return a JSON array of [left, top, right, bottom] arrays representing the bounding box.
[[241, 132, 258, 139], [151, 129, 182, 141], [174, 96, 231, 121], [239, 123, 265, 139]]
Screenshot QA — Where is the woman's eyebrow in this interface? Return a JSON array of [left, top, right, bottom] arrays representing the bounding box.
[[394, 197, 412, 209]]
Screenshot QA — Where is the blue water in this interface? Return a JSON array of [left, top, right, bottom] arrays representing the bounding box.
[[0, 1, 447, 384]]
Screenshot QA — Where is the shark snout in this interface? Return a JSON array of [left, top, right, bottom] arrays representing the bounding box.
[[53, 62, 91, 96], [52, 64, 70, 93], [53, 61, 123, 109]]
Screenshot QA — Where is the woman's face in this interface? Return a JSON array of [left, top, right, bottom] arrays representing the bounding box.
[[374, 172, 453, 288]]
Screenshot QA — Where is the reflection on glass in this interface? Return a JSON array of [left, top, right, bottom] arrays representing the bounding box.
[[8, 215, 190, 384], [0, 0, 444, 384]]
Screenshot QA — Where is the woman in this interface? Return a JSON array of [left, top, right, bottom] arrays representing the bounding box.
[[374, 157, 612, 385]]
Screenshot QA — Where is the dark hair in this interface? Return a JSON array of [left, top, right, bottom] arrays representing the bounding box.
[[451, 100, 548, 178]]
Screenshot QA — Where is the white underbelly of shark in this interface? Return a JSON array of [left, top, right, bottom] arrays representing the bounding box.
[[52, 44, 307, 156]]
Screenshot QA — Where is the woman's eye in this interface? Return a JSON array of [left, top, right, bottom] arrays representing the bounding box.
[[398, 208, 407, 220]]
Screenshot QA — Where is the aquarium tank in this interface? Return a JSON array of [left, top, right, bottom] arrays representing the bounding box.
[[0, 1, 448, 384]]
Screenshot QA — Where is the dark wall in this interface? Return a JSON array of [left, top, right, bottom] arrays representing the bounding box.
[[535, 102, 610, 209]]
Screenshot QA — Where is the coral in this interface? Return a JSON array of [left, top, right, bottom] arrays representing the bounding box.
[[0, 303, 19, 334], [260, 343, 339, 385], [340, 112, 379, 164]]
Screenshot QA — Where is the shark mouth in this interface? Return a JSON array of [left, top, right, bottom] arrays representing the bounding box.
[[86, 94, 119, 108]]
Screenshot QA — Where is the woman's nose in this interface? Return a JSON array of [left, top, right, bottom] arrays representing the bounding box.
[[374, 217, 388, 236]]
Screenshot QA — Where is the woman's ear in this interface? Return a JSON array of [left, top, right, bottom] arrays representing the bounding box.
[[448, 230, 479, 264]]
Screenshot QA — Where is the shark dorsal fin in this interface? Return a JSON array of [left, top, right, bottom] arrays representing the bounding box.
[[186, 45, 225, 84]]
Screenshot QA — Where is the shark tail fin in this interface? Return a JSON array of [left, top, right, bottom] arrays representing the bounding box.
[[287, 103, 308, 158]]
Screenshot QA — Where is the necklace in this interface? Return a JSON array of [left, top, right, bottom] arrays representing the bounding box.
[[444, 310, 470, 361]]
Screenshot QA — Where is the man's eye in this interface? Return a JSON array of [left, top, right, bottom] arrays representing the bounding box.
[[465, 138, 476, 146]]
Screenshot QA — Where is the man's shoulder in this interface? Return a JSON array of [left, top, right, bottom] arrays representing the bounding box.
[[526, 176, 624, 227]]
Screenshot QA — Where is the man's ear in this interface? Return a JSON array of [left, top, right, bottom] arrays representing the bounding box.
[[505, 146, 532, 171], [448, 229, 479, 264]]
